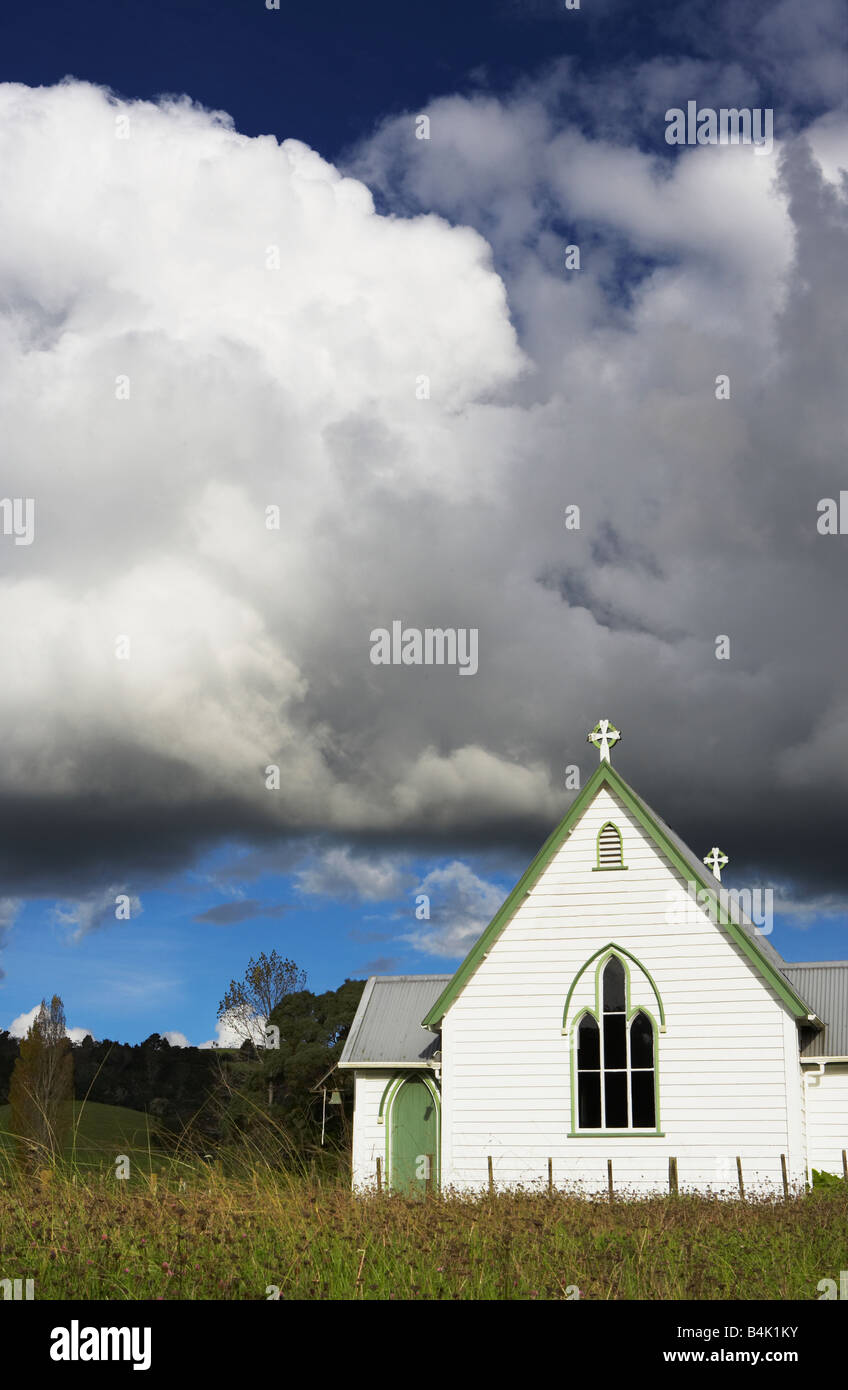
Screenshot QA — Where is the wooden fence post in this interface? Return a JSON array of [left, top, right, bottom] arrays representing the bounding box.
[[376, 1156, 382, 1194], [487, 1155, 494, 1193], [547, 1158, 553, 1195], [668, 1156, 678, 1195], [608, 1159, 614, 1202], [842, 1149, 847, 1180], [736, 1156, 745, 1200], [780, 1153, 789, 1199]]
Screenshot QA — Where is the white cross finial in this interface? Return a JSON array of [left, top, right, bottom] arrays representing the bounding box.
[[704, 846, 728, 881], [587, 718, 621, 764]]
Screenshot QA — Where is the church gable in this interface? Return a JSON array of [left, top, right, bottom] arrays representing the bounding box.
[[423, 736, 813, 1031], [437, 776, 788, 1033]]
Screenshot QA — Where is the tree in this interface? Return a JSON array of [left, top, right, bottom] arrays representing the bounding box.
[[9, 996, 74, 1166], [0, 1029, 20, 1103], [258, 979, 365, 1135], [210, 975, 366, 1156], [217, 951, 307, 1060]]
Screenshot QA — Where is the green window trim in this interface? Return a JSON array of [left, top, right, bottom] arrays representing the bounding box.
[[566, 949, 664, 1136], [567, 1131, 666, 1139], [562, 942, 666, 1033], [421, 760, 815, 1030]]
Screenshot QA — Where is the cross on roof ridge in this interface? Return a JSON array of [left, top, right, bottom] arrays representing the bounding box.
[[587, 718, 621, 763], [704, 846, 729, 881]]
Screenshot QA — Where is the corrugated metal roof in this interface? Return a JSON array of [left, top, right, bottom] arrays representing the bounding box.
[[781, 963, 848, 1057], [338, 975, 451, 1068]]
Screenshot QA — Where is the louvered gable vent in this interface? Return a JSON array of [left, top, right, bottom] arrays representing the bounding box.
[[597, 821, 623, 867]]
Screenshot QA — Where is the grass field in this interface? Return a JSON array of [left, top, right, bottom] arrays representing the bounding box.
[[0, 1145, 845, 1300], [0, 1100, 165, 1174]]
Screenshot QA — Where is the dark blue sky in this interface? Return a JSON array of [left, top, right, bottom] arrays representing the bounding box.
[[1, 0, 725, 157]]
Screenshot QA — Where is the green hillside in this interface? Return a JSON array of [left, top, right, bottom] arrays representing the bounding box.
[[0, 1100, 166, 1173]]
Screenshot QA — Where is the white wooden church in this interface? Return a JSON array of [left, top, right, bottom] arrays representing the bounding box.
[[339, 720, 848, 1196]]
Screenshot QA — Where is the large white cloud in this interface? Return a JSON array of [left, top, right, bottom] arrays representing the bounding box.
[[0, 79, 533, 865], [0, 70, 846, 924]]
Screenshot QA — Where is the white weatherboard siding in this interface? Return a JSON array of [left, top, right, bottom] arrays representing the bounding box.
[[799, 1038, 809, 1183], [351, 1071, 393, 1192], [783, 1009, 806, 1187], [441, 785, 804, 1195], [804, 1065, 848, 1175]]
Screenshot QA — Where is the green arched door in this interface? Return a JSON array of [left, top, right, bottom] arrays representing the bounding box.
[[390, 1076, 439, 1195]]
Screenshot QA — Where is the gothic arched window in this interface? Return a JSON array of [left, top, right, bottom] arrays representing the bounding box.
[[575, 955, 657, 1130]]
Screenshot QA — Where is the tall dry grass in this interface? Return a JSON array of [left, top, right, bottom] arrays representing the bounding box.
[[1, 1131, 845, 1300]]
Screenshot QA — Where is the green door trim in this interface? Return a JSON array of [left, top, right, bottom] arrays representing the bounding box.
[[379, 1072, 441, 1194]]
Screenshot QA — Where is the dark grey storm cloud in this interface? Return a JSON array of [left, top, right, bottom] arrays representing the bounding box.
[[0, 10, 846, 928], [194, 900, 291, 925]]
